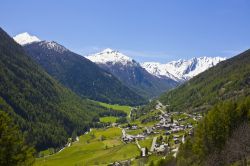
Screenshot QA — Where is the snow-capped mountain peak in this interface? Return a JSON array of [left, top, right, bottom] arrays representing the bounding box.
[[35, 41, 68, 54], [86, 48, 135, 66], [101, 48, 115, 53], [13, 32, 41, 45], [13, 33, 68, 53], [141, 56, 226, 81], [141, 62, 179, 81]]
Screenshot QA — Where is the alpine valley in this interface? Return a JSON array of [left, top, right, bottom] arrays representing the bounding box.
[[14, 33, 146, 106], [0, 24, 249, 166], [86, 48, 224, 98], [14, 32, 225, 100]]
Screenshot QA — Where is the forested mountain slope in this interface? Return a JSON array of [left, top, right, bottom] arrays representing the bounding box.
[[158, 49, 250, 112], [0, 28, 120, 150], [23, 41, 146, 106]]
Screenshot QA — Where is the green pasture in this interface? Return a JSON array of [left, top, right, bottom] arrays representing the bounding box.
[[98, 102, 131, 115], [99, 116, 118, 123], [35, 127, 140, 166]]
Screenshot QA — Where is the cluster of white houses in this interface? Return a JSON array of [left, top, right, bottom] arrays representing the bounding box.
[[121, 111, 202, 143], [120, 102, 203, 159], [155, 113, 192, 134]]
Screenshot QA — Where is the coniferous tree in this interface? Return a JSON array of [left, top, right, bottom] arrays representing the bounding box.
[[0, 111, 35, 166]]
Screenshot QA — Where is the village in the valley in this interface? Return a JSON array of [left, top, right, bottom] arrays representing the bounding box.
[[39, 101, 203, 165], [115, 101, 203, 165]]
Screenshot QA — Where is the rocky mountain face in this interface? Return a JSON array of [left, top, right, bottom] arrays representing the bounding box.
[[86, 49, 179, 99]]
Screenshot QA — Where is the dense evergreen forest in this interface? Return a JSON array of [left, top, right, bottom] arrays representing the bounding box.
[[0, 27, 126, 151]]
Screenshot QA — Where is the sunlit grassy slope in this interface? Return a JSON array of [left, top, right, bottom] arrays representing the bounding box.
[[98, 102, 131, 115], [99, 116, 118, 123], [35, 127, 140, 166]]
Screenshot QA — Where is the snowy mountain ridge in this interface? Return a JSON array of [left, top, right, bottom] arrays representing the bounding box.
[[13, 33, 67, 53], [141, 56, 226, 81], [13, 32, 226, 82], [87, 48, 226, 82], [86, 48, 178, 98], [86, 48, 138, 66], [38, 41, 68, 53]]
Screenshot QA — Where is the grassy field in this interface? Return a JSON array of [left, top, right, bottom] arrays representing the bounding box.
[[99, 116, 118, 123], [35, 103, 198, 166], [138, 138, 152, 149], [35, 127, 140, 166], [131, 154, 162, 166], [38, 148, 55, 157], [126, 128, 144, 135], [131, 109, 161, 128], [98, 102, 131, 115]]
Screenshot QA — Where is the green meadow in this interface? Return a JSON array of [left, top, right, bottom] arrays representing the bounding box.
[[138, 138, 152, 150], [98, 102, 131, 115], [99, 116, 118, 123], [35, 127, 140, 166]]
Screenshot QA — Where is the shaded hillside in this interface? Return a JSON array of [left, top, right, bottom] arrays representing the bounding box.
[[0, 28, 121, 150], [24, 42, 146, 106], [98, 62, 178, 99], [159, 49, 250, 112]]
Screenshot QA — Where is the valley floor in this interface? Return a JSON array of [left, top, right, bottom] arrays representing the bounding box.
[[35, 101, 202, 166], [36, 127, 140, 166]]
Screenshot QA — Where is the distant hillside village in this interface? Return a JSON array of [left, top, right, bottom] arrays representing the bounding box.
[[112, 101, 203, 165]]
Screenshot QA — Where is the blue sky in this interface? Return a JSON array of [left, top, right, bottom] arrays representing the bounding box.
[[1, 0, 250, 62]]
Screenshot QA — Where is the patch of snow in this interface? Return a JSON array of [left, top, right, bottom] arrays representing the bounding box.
[[13, 32, 40, 45], [141, 62, 180, 81], [38, 41, 68, 53], [86, 48, 226, 82], [141, 57, 226, 81], [86, 48, 137, 66]]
